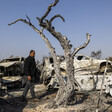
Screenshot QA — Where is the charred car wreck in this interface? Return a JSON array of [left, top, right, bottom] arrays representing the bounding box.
[[41, 54, 112, 95], [0, 57, 25, 88]]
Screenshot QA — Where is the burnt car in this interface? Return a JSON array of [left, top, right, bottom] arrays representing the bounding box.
[[0, 57, 25, 88], [73, 54, 112, 74], [0, 57, 25, 76], [41, 54, 112, 90]]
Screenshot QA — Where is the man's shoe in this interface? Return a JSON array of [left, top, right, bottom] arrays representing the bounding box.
[[31, 97, 39, 102], [21, 95, 27, 102]]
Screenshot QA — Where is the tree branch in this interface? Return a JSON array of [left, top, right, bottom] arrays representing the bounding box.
[[49, 14, 65, 24], [26, 15, 31, 23], [36, 0, 67, 49], [8, 18, 40, 33], [36, 0, 59, 24], [72, 33, 91, 57], [40, 27, 44, 34]]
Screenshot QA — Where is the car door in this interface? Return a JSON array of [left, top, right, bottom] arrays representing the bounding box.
[[74, 55, 94, 73]]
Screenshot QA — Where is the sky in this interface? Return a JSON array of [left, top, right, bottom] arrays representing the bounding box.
[[0, 0, 112, 61]]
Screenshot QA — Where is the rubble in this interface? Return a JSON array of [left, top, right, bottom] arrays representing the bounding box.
[[0, 84, 112, 112]]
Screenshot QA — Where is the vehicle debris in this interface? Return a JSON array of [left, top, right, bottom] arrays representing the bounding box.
[[0, 57, 25, 76], [41, 54, 112, 93], [0, 57, 25, 89]]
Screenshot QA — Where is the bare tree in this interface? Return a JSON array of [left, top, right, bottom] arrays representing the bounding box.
[[8, 0, 91, 108], [10, 55, 14, 58], [91, 49, 102, 59], [107, 57, 112, 61]]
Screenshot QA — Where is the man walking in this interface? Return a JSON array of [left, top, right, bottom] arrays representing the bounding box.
[[21, 50, 39, 102]]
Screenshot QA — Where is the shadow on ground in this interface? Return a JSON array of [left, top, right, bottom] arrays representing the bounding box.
[[68, 91, 89, 106], [0, 97, 27, 112]]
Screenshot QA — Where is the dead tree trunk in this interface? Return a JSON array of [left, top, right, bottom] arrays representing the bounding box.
[[8, 0, 91, 108]]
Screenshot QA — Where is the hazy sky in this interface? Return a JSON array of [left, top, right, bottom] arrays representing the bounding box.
[[0, 0, 112, 61]]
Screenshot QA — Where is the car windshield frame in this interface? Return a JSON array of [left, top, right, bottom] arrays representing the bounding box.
[[0, 58, 20, 63]]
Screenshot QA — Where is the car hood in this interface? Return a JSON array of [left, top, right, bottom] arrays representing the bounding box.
[[0, 61, 18, 67], [2, 76, 22, 84]]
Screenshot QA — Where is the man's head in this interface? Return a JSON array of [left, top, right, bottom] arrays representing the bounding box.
[[29, 50, 35, 58]]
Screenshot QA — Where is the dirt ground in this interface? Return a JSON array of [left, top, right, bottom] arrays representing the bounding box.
[[0, 84, 112, 112]]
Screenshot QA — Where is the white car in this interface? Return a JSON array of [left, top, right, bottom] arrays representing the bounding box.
[[41, 54, 112, 88], [71, 54, 111, 74], [0, 57, 25, 88], [0, 57, 25, 76]]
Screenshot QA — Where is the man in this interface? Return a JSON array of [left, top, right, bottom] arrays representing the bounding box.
[[21, 50, 39, 102]]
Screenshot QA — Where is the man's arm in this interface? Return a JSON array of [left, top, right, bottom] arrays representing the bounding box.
[[24, 58, 31, 80]]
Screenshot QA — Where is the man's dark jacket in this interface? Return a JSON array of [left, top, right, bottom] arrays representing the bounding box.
[[24, 56, 37, 82]]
